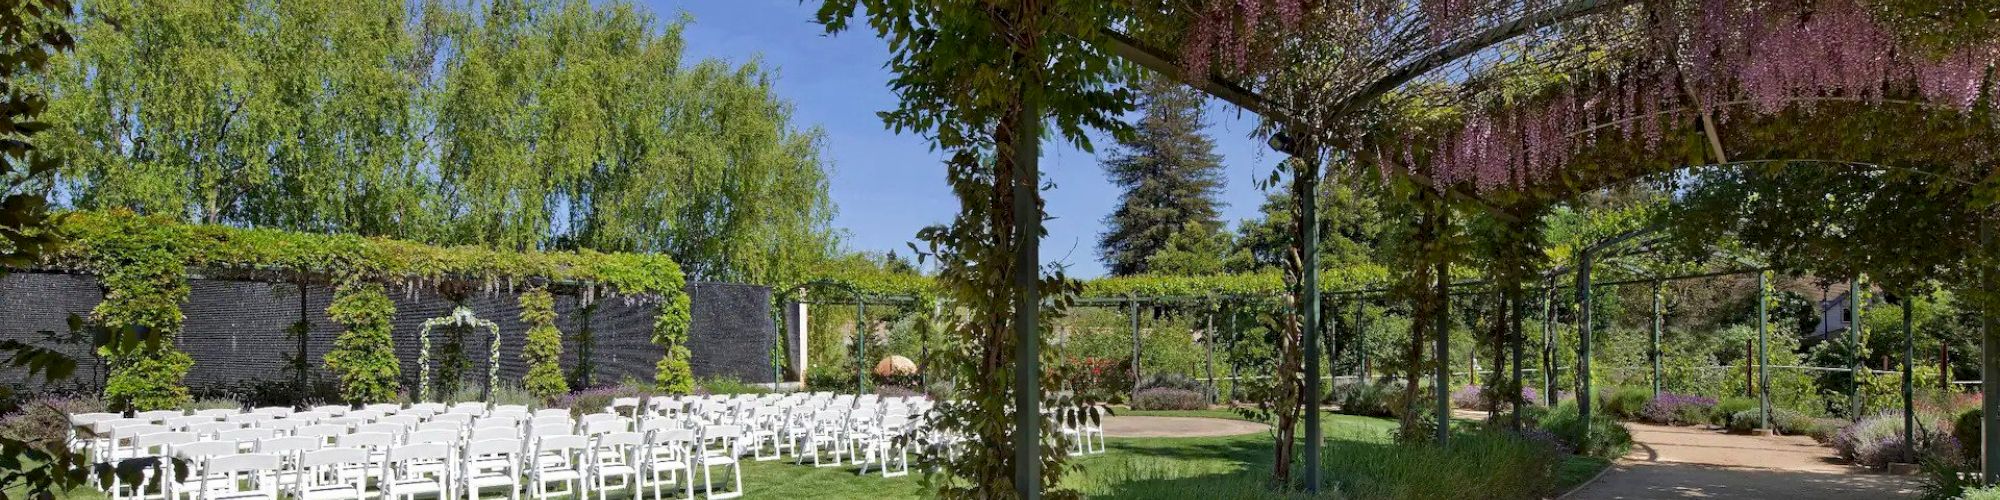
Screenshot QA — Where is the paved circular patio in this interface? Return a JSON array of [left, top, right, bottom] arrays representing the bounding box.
[[1100, 415, 1270, 438]]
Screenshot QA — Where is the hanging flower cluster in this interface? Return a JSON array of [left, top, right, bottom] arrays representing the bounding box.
[[1375, 0, 2000, 193], [1175, 0, 1999, 194]]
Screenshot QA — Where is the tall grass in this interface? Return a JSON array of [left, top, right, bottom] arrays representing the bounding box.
[[1072, 428, 1564, 500]]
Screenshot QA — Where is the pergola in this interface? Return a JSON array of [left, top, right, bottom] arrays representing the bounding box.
[[816, 0, 2000, 496]]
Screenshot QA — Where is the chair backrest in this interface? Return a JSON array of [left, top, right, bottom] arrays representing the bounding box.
[[464, 437, 521, 462], [492, 404, 529, 414], [700, 425, 741, 457], [579, 412, 619, 427], [288, 411, 330, 423], [640, 417, 680, 435], [110, 424, 168, 439], [362, 403, 402, 414], [135, 410, 184, 423], [70, 412, 118, 427], [299, 446, 369, 467], [533, 434, 586, 467], [384, 442, 451, 472], [530, 415, 571, 429], [355, 423, 405, 436], [133, 431, 196, 455], [344, 409, 384, 422], [164, 416, 212, 430], [468, 426, 516, 442], [309, 405, 347, 416], [406, 428, 458, 445], [192, 408, 237, 420], [591, 432, 643, 464], [488, 409, 530, 421], [533, 409, 569, 419], [430, 413, 472, 425], [254, 435, 321, 455], [417, 421, 463, 434], [472, 415, 519, 429], [216, 428, 275, 445], [173, 440, 239, 460], [294, 424, 345, 441], [202, 453, 281, 497], [399, 407, 438, 420], [379, 415, 422, 428], [249, 407, 292, 417], [447, 402, 486, 415], [529, 423, 571, 439], [582, 418, 624, 436], [225, 413, 274, 425], [336, 432, 394, 450], [254, 419, 301, 433]]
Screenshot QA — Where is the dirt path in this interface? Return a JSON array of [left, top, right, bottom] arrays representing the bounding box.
[[1100, 416, 1269, 438], [1563, 422, 1922, 499]]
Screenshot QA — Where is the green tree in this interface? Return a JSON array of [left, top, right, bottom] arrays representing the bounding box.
[[325, 283, 400, 404], [40, 0, 837, 285], [1099, 79, 1225, 276], [1145, 223, 1232, 276], [518, 288, 568, 402], [1230, 181, 1388, 273]]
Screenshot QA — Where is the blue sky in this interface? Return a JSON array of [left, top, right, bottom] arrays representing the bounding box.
[[653, 0, 1281, 278]]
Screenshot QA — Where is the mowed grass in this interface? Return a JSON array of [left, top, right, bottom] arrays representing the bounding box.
[[18, 411, 1606, 499]]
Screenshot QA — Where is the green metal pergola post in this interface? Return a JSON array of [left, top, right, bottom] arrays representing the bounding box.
[[1543, 284, 1556, 407], [1758, 271, 1772, 432], [1130, 297, 1142, 401], [1903, 294, 1915, 462], [1511, 285, 1526, 430], [1851, 276, 1864, 421], [1300, 152, 1324, 493], [1984, 219, 2000, 486], [1357, 297, 1369, 379], [1434, 258, 1451, 445], [1206, 307, 1218, 404], [1008, 89, 1043, 500], [1651, 280, 1662, 397], [856, 299, 866, 395], [1575, 251, 1595, 442]]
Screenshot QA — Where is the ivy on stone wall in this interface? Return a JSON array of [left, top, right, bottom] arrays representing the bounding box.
[[519, 288, 568, 401], [325, 283, 401, 404]]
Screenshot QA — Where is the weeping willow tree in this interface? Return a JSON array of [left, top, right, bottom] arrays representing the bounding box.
[[38, 0, 837, 284]]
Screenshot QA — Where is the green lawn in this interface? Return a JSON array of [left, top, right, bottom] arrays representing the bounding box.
[[19, 411, 1608, 499]]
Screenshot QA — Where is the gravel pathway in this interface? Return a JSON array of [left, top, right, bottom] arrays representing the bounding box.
[[1564, 422, 1922, 499], [1100, 416, 1270, 438]]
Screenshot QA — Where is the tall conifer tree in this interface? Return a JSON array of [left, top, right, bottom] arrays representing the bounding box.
[[1098, 79, 1225, 276]]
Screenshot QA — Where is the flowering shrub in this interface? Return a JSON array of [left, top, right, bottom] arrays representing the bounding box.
[[1065, 356, 1131, 403], [0, 396, 105, 449], [1451, 385, 1540, 412], [1639, 393, 1717, 426], [1131, 388, 1207, 411], [1834, 411, 1962, 468]]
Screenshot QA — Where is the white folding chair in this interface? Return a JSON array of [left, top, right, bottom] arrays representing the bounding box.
[[197, 453, 280, 500], [135, 410, 185, 424], [333, 432, 394, 486], [165, 416, 213, 432], [216, 428, 275, 452], [532, 409, 569, 420], [363, 403, 403, 415], [253, 436, 321, 494], [527, 435, 586, 500], [695, 426, 743, 500], [192, 409, 238, 420], [291, 447, 369, 500], [858, 414, 910, 477], [584, 432, 642, 500], [253, 419, 301, 436], [432, 413, 474, 426], [68, 412, 119, 455], [123, 431, 194, 500], [639, 429, 695, 500], [461, 438, 522, 500], [166, 441, 239, 500], [224, 414, 274, 427], [308, 405, 348, 417], [248, 407, 291, 418], [382, 442, 452, 500], [468, 426, 516, 443]]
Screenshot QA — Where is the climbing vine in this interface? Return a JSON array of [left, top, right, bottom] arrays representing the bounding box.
[[653, 288, 694, 394], [325, 283, 401, 404], [519, 288, 568, 401], [66, 209, 197, 411]]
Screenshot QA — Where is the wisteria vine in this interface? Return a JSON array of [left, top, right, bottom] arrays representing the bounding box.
[[1177, 0, 1999, 193]]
